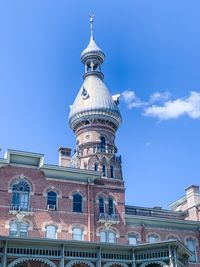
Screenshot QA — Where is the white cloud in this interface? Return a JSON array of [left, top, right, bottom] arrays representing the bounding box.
[[122, 90, 200, 120], [144, 91, 200, 120], [122, 90, 147, 109], [121, 90, 136, 103], [149, 91, 171, 103]]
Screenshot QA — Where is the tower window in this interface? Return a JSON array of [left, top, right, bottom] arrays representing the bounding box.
[[100, 136, 106, 147], [94, 163, 98, 171], [102, 165, 106, 177], [11, 180, 31, 211], [110, 166, 115, 178], [99, 197, 105, 214], [99, 136, 106, 152], [108, 198, 115, 215], [73, 193, 82, 213], [47, 191, 57, 210]]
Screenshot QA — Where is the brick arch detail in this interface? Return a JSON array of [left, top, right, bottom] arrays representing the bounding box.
[[140, 261, 169, 267], [103, 262, 129, 267], [146, 232, 161, 242], [9, 176, 33, 192], [69, 190, 85, 199], [96, 225, 120, 237], [65, 260, 95, 267], [126, 230, 141, 242], [44, 186, 62, 198], [7, 257, 58, 267]]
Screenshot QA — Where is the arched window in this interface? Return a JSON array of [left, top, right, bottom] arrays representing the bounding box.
[[186, 239, 197, 262], [46, 225, 57, 239], [100, 136, 106, 148], [99, 197, 105, 214], [47, 191, 57, 210], [128, 234, 138, 245], [102, 164, 106, 177], [108, 198, 115, 215], [148, 234, 160, 243], [11, 180, 31, 211], [100, 230, 116, 243], [9, 221, 29, 237], [94, 163, 98, 172], [72, 227, 83, 241], [73, 193, 82, 212], [110, 165, 115, 178]]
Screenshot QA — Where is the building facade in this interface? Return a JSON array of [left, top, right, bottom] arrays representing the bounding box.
[[0, 19, 200, 267]]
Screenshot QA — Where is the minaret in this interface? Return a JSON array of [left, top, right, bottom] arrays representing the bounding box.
[[68, 17, 122, 180]]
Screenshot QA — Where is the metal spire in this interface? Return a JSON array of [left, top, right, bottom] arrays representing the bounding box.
[[89, 14, 94, 38]]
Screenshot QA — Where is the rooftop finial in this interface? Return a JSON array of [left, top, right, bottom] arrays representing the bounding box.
[[89, 14, 94, 38]]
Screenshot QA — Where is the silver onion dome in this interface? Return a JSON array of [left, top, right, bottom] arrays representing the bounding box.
[[68, 16, 121, 132], [68, 75, 121, 131]]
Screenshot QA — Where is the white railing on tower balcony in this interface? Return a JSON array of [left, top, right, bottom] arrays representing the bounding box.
[[95, 145, 115, 154]]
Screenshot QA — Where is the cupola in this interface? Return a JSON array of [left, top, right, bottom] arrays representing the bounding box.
[[80, 15, 105, 80]]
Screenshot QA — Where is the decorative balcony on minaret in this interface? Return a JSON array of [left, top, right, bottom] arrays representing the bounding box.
[[68, 16, 122, 180]]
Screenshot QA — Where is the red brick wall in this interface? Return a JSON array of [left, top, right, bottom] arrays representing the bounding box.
[[0, 164, 199, 266]]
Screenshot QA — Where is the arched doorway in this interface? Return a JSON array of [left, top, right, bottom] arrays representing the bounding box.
[[68, 264, 89, 267], [13, 262, 49, 267], [140, 262, 168, 267], [103, 262, 129, 267], [145, 264, 163, 267], [7, 258, 57, 267], [65, 260, 95, 267]]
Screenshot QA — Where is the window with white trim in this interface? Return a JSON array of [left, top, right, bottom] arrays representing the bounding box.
[[9, 221, 28, 237], [46, 225, 57, 239], [108, 197, 115, 215], [100, 231, 116, 243], [73, 193, 82, 212], [47, 191, 57, 210], [72, 227, 84, 241], [99, 196, 105, 214], [186, 239, 197, 263], [11, 180, 31, 211], [148, 234, 159, 243], [128, 234, 138, 245]]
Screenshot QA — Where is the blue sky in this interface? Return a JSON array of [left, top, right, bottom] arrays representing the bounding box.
[[0, 1, 200, 208]]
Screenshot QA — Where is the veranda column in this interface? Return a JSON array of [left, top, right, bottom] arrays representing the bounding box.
[[59, 244, 65, 267], [131, 248, 136, 267], [96, 246, 101, 267], [168, 246, 174, 267], [2, 240, 7, 267]]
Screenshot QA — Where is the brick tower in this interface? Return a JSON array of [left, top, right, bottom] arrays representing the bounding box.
[[68, 16, 122, 181]]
